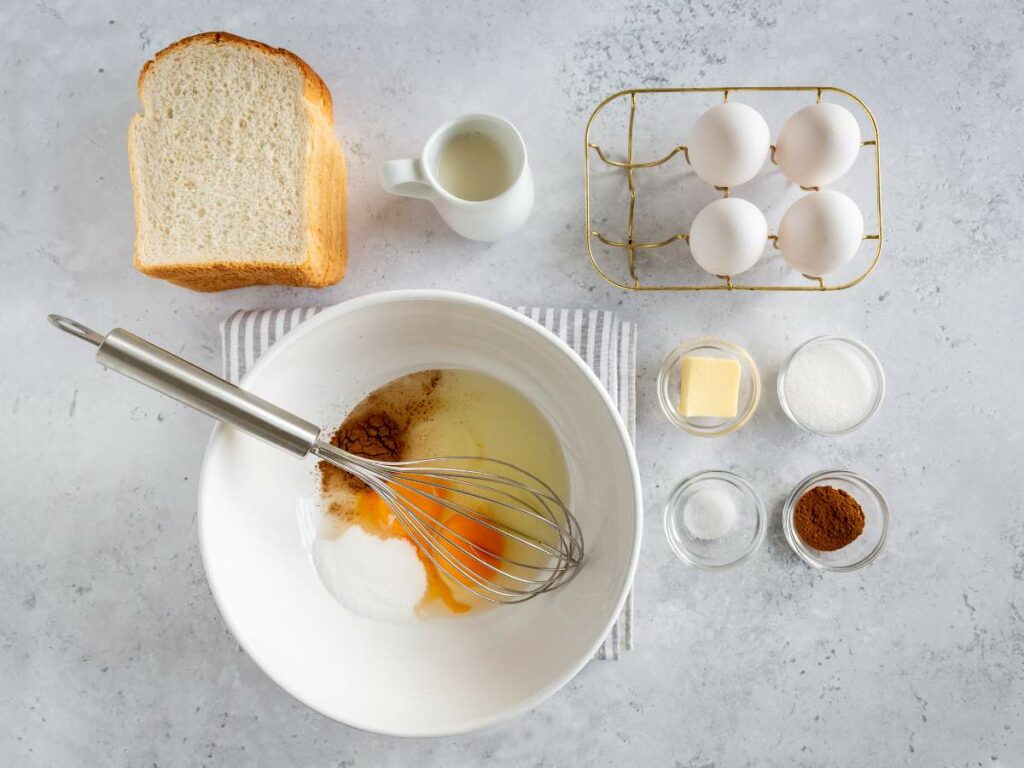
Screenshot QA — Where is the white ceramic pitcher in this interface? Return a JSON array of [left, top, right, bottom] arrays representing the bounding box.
[[380, 114, 533, 242]]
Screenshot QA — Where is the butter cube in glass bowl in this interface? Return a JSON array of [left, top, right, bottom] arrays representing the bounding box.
[[679, 355, 741, 419], [657, 338, 760, 437]]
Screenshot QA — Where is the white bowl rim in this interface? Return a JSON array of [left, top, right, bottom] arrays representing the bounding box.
[[197, 289, 644, 737]]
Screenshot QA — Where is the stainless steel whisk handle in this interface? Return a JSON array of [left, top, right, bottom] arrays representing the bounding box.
[[49, 315, 322, 458]]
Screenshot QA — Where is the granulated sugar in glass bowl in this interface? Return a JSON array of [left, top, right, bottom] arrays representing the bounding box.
[[777, 336, 884, 436], [664, 470, 765, 570]]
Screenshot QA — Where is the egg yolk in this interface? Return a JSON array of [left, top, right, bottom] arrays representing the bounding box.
[[353, 480, 447, 536], [391, 477, 447, 526], [353, 485, 510, 613], [438, 513, 505, 585]]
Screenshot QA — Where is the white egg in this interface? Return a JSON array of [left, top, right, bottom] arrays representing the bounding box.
[[689, 197, 768, 277], [687, 103, 770, 188], [775, 103, 861, 188], [778, 191, 864, 276]]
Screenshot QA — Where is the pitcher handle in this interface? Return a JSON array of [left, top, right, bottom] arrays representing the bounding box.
[[380, 158, 435, 199]]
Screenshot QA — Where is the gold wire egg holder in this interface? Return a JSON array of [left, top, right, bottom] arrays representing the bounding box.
[[584, 86, 883, 292]]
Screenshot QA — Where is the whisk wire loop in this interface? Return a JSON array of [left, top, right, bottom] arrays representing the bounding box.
[[311, 442, 585, 604]]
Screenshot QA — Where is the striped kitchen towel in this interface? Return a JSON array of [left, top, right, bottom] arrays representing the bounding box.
[[220, 306, 637, 659]]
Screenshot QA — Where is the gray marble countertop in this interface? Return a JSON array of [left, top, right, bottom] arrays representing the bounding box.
[[3, 1, 1022, 765]]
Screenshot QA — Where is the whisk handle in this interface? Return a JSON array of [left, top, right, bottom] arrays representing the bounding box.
[[49, 316, 321, 458]]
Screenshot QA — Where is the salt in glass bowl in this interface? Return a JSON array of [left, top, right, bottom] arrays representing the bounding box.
[[664, 470, 766, 570], [782, 469, 890, 572], [657, 337, 761, 437], [776, 335, 885, 436]]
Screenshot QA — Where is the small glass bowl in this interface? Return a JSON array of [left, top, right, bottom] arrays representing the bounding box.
[[657, 337, 761, 437], [782, 470, 890, 571], [664, 470, 766, 570], [777, 336, 885, 436]]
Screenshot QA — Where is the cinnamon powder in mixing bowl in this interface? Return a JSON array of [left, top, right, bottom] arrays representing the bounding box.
[[337, 412, 403, 462], [319, 370, 442, 495]]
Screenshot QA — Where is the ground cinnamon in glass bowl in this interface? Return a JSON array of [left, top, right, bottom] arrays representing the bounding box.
[[783, 470, 890, 572], [792, 485, 865, 551]]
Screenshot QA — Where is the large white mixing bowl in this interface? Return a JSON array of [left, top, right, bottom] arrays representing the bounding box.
[[198, 290, 642, 736]]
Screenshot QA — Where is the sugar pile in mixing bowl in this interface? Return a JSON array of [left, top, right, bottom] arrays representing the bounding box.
[[313, 527, 427, 623]]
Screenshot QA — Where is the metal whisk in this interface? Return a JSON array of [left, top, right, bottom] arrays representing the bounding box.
[[50, 315, 584, 604]]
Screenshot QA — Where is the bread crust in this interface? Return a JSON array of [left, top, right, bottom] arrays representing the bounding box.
[[129, 32, 347, 291]]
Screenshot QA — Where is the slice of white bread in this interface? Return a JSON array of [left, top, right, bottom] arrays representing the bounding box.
[[129, 32, 346, 291]]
